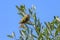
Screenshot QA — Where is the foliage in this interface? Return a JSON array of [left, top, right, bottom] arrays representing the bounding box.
[[7, 5, 60, 40]]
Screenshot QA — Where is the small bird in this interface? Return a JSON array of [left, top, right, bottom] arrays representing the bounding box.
[[19, 14, 30, 24]]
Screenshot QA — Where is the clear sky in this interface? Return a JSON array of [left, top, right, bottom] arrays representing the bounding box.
[[0, 0, 60, 40]]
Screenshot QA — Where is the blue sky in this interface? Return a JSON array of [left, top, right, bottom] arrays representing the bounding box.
[[0, 0, 60, 40]]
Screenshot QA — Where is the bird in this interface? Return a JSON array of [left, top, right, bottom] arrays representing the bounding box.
[[19, 14, 30, 24]]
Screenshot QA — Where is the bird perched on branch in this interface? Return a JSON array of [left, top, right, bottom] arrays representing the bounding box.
[[19, 14, 30, 24]]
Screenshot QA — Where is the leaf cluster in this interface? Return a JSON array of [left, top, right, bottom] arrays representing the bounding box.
[[7, 5, 60, 40]]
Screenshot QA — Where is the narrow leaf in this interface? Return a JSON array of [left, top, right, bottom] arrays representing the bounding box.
[[7, 35, 13, 38]]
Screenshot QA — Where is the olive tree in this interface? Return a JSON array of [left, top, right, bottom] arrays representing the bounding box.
[[7, 5, 60, 40]]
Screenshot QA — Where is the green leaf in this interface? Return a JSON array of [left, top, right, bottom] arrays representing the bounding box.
[[16, 5, 25, 12], [57, 24, 60, 32], [33, 13, 37, 26], [43, 28, 49, 36], [54, 16, 59, 19], [20, 5, 25, 12], [48, 22, 54, 30], [7, 35, 13, 38], [37, 19, 41, 27], [11, 32, 15, 37], [7, 32, 15, 38], [16, 5, 20, 11], [35, 26, 40, 35], [20, 36, 24, 40], [27, 34, 34, 40], [29, 9, 32, 15], [55, 30, 58, 36], [57, 36, 60, 40], [22, 30, 26, 34], [38, 33, 44, 40], [32, 34, 37, 38], [16, 5, 26, 17], [44, 22, 50, 29], [31, 5, 36, 10]]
